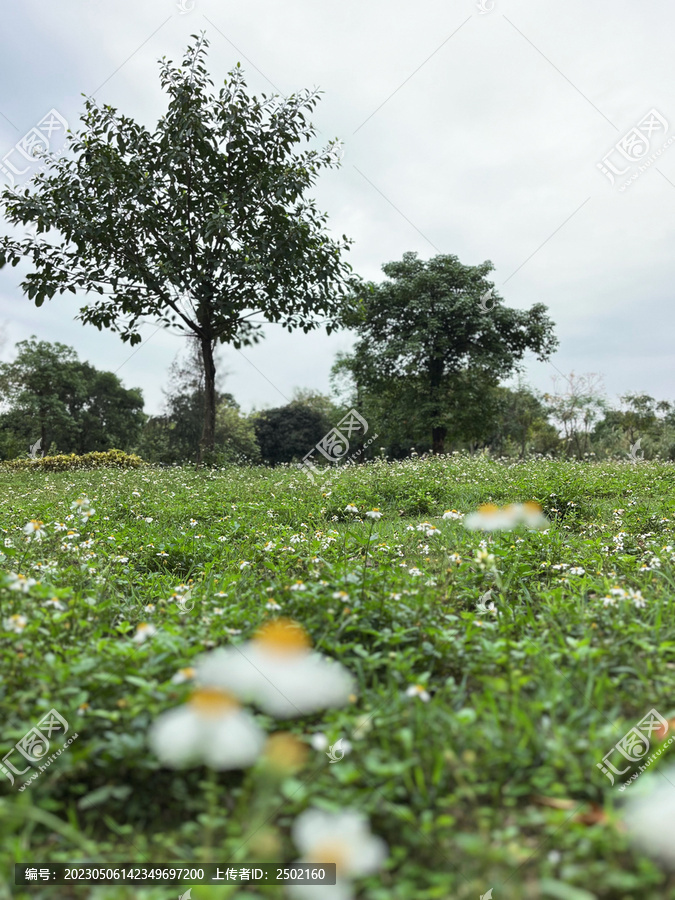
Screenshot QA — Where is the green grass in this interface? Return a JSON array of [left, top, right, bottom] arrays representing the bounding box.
[[1, 455, 675, 899]]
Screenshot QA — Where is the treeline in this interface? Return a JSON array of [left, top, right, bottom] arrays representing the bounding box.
[[1, 337, 674, 464]]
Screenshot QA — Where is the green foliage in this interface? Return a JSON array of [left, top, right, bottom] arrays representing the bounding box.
[[0, 35, 358, 452], [0, 337, 145, 458], [252, 398, 335, 464], [338, 251, 558, 453], [0, 449, 144, 470], [139, 337, 260, 464], [1, 457, 675, 898]]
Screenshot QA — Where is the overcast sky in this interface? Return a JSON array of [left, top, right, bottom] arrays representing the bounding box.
[[1, 0, 674, 416]]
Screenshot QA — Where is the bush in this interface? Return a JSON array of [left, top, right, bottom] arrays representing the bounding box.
[[0, 449, 144, 471]]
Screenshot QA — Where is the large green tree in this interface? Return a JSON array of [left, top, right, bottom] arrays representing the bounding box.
[[0, 35, 357, 460], [0, 337, 144, 455], [342, 251, 558, 453]]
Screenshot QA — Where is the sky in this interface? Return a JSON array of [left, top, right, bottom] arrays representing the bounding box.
[[0, 0, 674, 416]]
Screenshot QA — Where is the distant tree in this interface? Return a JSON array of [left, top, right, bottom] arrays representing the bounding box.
[[544, 372, 606, 457], [0, 337, 144, 456], [342, 251, 558, 454], [592, 392, 675, 460], [484, 382, 560, 457], [0, 36, 358, 460], [252, 400, 333, 465], [140, 336, 258, 463]]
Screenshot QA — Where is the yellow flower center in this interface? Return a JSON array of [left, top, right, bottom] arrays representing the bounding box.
[[254, 618, 312, 655], [307, 840, 351, 873], [190, 687, 240, 717], [524, 501, 543, 513], [263, 732, 308, 772], [478, 503, 499, 515]]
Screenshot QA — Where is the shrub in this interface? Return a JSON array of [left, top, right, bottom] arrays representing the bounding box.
[[0, 449, 144, 471]]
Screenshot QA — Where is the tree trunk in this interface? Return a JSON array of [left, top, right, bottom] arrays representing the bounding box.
[[432, 425, 446, 455], [198, 336, 217, 463]]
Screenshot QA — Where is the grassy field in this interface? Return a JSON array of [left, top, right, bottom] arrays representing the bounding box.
[[1, 455, 675, 899]]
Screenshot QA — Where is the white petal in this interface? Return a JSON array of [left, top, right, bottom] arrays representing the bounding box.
[[203, 711, 265, 769], [148, 707, 201, 767]]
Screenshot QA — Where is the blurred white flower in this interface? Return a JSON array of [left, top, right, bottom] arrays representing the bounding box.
[[622, 765, 675, 867], [148, 687, 264, 770], [288, 808, 388, 900], [196, 618, 355, 717], [344, 504, 359, 513], [442, 509, 463, 520], [23, 519, 47, 541], [132, 623, 157, 643], [171, 667, 196, 684], [406, 684, 430, 702], [4, 614, 28, 633], [44, 598, 65, 611], [310, 732, 329, 751], [6, 573, 37, 593], [464, 502, 549, 532], [71, 498, 95, 519], [365, 509, 382, 520]]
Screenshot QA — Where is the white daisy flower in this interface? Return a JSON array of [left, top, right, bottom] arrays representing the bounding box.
[[365, 509, 382, 520], [288, 808, 388, 899], [4, 614, 28, 633], [266, 599, 282, 611], [5, 573, 37, 593], [132, 623, 157, 643], [464, 502, 549, 532], [622, 765, 675, 867], [442, 510, 463, 520], [344, 504, 359, 514], [406, 684, 430, 702], [310, 732, 329, 751], [44, 598, 65, 611], [289, 581, 307, 592], [148, 687, 264, 770], [196, 618, 355, 717], [23, 520, 47, 541], [171, 667, 196, 684]]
